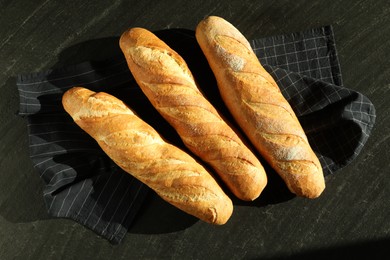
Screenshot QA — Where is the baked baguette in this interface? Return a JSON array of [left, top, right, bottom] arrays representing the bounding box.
[[120, 27, 267, 201], [195, 16, 325, 198], [62, 87, 233, 224]]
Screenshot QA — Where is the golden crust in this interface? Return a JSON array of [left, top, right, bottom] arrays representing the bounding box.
[[196, 16, 325, 198], [120, 27, 267, 201], [62, 87, 233, 224]]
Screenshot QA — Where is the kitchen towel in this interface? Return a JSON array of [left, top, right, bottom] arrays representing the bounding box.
[[16, 25, 376, 244]]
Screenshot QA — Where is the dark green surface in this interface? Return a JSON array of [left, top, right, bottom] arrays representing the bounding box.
[[1, 0, 389, 259]]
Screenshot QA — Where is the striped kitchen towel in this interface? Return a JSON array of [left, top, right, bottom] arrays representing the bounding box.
[[16, 26, 376, 244]]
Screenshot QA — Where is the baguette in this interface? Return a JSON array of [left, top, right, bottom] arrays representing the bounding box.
[[120, 27, 267, 201], [62, 87, 233, 224], [195, 16, 325, 198]]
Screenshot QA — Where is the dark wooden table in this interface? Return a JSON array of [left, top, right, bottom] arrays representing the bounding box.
[[1, 0, 389, 259]]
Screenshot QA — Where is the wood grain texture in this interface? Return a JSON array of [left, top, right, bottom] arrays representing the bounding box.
[[1, 0, 389, 259]]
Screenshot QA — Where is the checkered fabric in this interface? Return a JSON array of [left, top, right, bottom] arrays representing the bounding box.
[[251, 26, 375, 174], [16, 26, 376, 244]]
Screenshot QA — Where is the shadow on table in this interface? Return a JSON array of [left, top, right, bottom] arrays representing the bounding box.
[[257, 237, 390, 260], [0, 76, 50, 224], [127, 162, 294, 235], [23, 29, 294, 236]]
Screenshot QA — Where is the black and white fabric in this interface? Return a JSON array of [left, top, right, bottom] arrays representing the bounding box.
[[16, 25, 376, 244], [251, 26, 375, 174]]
